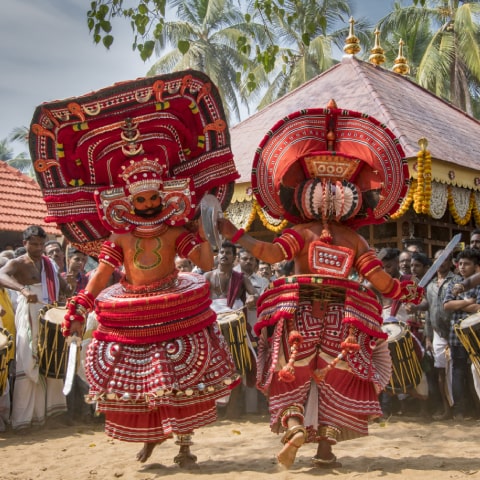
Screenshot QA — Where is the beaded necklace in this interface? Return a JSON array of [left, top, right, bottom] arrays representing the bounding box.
[[215, 270, 231, 297]]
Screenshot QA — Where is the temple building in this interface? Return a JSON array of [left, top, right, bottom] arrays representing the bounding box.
[[227, 23, 480, 257]]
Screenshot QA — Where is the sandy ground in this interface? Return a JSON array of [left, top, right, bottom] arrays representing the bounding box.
[[2, 414, 480, 480]]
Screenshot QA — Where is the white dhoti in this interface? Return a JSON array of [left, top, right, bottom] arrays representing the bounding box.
[[432, 331, 448, 369], [11, 284, 66, 430]]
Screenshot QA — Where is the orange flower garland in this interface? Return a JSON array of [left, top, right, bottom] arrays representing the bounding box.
[[391, 180, 415, 219], [413, 157, 423, 214], [254, 199, 289, 233], [473, 194, 480, 225], [413, 138, 432, 215], [421, 151, 432, 214], [447, 187, 473, 226]]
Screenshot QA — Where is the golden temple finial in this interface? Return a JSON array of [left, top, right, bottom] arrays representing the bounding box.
[[343, 17, 361, 56], [369, 29, 386, 66], [418, 137, 429, 152], [392, 39, 410, 75]]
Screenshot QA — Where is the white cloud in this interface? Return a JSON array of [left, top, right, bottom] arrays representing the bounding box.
[[0, 0, 154, 155]]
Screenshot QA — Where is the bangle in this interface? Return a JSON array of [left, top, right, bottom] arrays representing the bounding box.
[[231, 228, 245, 243], [20, 286, 29, 295]]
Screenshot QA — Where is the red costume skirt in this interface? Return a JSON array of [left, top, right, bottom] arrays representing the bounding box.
[[255, 276, 391, 443], [84, 272, 239, 442]]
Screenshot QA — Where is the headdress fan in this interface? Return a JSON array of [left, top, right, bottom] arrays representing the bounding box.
[[252, 106, 409, 228], [29, 70, 239, 255]]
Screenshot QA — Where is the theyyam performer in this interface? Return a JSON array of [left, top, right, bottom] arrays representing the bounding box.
[[218, 103, 423, 469], [28, 71, 240, 467]]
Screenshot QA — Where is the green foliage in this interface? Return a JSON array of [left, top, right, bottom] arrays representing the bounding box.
[[0, 138, 13, 162], [177, 39, 190, 54], [2, 127, 34, 177], [87, 0, 166, 56], [144, 0, 270, 122], [376, 1, 480, 117], [78, 1, 479, 121]]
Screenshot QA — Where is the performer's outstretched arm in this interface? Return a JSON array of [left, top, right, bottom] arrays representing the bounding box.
[[218, 218, 289, 264]]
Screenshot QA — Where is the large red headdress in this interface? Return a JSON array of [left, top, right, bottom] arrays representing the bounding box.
[[252, 106, 409, 228], [29, 70, 239, 255]]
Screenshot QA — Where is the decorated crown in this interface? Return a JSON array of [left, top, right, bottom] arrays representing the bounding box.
[[119, 158, 164, 197], [252, 107, 408, 228], [28, 70, 239, 255]]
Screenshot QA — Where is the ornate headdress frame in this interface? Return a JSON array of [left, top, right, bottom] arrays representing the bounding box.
[[28, 70, 239, 254], [252, 107, 408, 228]]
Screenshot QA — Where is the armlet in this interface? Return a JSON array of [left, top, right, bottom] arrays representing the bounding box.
[[355, 249, 383, 277], [176, 231, 203, 258], [98, 240, 124, 268], [356, 250, 401, 297], [273, 228, 304, 260]]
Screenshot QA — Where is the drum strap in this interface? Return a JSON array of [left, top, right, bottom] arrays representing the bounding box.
[[42, 256, 58, 303], [227, 271, 244, 309]]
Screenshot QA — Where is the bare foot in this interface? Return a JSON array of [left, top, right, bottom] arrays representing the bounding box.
[[312, 439, 342, 468], [277, 430, 305, 469], [174, 446, 198, 469], [136, 442, 158, 463]]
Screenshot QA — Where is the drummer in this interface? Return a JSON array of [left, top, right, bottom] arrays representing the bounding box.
[[375, 248, 412, 323], [234, 249, 269, 414], [204, 240, 258, 418], [0, 225, 70, 432], [444, 248, 480, 420], [204, 241, 257, 314]]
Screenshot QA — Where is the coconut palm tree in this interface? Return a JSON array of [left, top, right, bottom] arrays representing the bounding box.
[[362, 2, 431, 74], [147, 0, 268, 122], [2, 126, 35, 177], [0, 138, 14, 162], [377, 0, 480, 116], [251, 0, 373, 109]]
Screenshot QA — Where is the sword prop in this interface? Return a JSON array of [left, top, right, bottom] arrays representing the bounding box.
[[390, 233, 461, 317], [417, 233, 462, 288], [63, 334, 81, 396]]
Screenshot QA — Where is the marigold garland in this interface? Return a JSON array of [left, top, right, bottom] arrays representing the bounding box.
[[391, 180, 415, 219], [422, 152, 432, 214], [413, 143, 432, 215], [243, 200, 258, 232], [254, 200, 289, 233], [447, 187, 473, 226], [473, 195, 480, 225]]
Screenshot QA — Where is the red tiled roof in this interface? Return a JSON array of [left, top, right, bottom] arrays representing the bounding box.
[[231, 56, 480, 183], [0, 160, 59, 235]]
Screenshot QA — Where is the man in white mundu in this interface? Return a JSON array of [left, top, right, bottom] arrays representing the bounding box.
[[0, 226, 68, 431]]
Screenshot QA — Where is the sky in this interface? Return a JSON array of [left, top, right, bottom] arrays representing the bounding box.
[[0, 0, 395, 157]]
